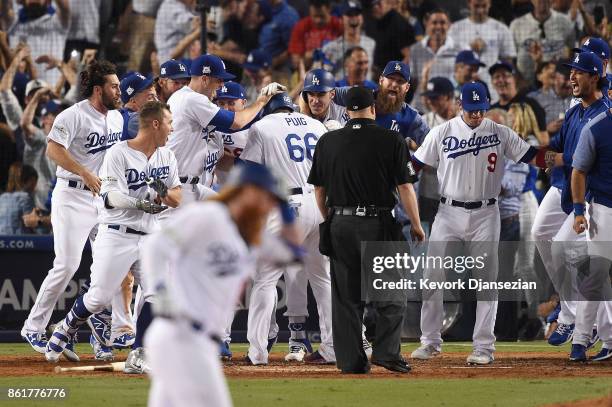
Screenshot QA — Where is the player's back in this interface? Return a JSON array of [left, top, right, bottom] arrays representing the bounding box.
[[242, 112, 328, 188]]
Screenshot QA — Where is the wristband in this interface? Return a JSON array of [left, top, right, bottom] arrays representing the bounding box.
[[279, 201, 295, 225], [573, 203, 586, 216]]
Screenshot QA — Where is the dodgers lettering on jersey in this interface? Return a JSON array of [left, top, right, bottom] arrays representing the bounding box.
[[414, 117, 531, 202], [166, 86, 234, 178], [48, 100, 123, 180], [241, 112, 328, 188], [99, 141, 180, 233], [202, 131, 225, 187]]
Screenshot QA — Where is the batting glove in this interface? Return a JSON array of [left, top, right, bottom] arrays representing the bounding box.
[[259, 82, 287, 97], [146, 177, 168, 198], [136, 199, 167, 214]]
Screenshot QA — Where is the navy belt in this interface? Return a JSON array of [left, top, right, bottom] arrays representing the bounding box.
[[68, 180, 91, 191], [333, 206, 393, 217], [440, 197, 496, 210], [179, 176, 200, 184], [107, 224, 147, 235], [290, 187, 303, 195]]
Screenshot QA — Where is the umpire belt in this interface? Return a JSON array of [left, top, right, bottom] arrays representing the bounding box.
[[440, 196, 496, 210], [179, 176, 200, 184], [332, 206, 393, 217], [106, 224, 147, 235]]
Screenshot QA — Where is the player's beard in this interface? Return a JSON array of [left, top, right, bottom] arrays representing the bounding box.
[[102, 90, 120, 110], [376, 87, 405, 114]]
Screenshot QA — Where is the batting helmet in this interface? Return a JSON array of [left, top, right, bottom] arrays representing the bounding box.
[[302, 69, 335, 102], [224, 161, 286, 202], [263, 92, 296, 116]]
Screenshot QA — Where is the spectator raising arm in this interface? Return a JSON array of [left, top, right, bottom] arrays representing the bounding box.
[[20, 87, 50, 139], [0, 47, 30, 130]]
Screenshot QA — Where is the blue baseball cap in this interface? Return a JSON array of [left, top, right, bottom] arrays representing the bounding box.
[[423, 77, 455, 98], [382, 61, 410, 82], [243, 49, 272, 72], [455, 50, 486, 67], [488, 60, 516, 76], [190, 54, 236, 80], [342, 0, 362, 15], [573, 37, 610, 61], [225, 161, 287, 202], [41, 100, 60, 116], [563, 51, 603, 76], [159, 59, 190, 79], [120, 72, 153, 104], [460, 82, 490, 112], [216, 81, 246, 100]]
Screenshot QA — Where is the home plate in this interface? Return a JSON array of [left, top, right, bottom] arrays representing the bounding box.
[[449, 366, 513, 369]]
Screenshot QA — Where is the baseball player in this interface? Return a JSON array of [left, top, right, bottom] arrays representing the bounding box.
[[45, 101, 181, 363], [334, 61, 429, 148], [155, 59, 191, 104], [119, 72, 157, 140], [410, 82, 544, 365], [241, 93, 335, 365], [299, 68, 349, 130], [21, 61, 123, 361], [165, 54, 285, 208], [568, 109, 612, 362], [532, 52, 608, 347], [143, 162, 300, 407], [572, 37, 611, 105]]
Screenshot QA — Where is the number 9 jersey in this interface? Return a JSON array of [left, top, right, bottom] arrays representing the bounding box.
[[413, 117, 532, 202], [240, 111, 328, 188]]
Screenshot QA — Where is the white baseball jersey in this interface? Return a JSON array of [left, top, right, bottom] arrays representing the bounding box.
[[241, 112, 328, 188], [414, 117, 531, 202], [47, 100, 123, 181], [322, 101, 349, 126], [98, 141, 180, 233], [166, 86, 234, 177], [202, 131, 225, 187], [221, 127, 249, 158]]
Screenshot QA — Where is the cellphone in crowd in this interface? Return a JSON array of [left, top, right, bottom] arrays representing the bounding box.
[[558, 112, 564, 120], [70, 49, 81, 62]]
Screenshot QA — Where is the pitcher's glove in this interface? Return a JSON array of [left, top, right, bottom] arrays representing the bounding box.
[[146, 177, 168, 198], [136, 199, 167, 214]]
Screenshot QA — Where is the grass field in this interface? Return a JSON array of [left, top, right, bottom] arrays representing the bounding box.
[[1, 342, 611, 407]]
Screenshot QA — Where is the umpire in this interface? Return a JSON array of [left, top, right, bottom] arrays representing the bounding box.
[[308, 86, 425, 374]]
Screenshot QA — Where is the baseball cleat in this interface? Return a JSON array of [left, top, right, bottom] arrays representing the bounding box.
[[548, 323, 575, 346], [410, 344, 441, 360], [62, 332, 80, 362], [244, 355, 267, 366], [363, 338, 373, 359], [586, 327, 599, 350], [112, 332, 136, 349], [267, 335, 278, 353], [285, 339, 311, 362], [590, 347, 612, 362], [546, 303, 560, 324], [21, 330, 48, 354], [466, 351, 494, 365], [569, 344, 587, 362], [124, 347, 149, 374], [304, 350, 335, 365], [45, 324, 71, 363], [87, 312, 111, 347], [220, 341, 232, 361], [90, 335, 113, 361]]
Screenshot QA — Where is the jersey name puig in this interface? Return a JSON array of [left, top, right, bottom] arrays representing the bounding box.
[[442, 133, 501, 159], [125, 166, 171, 190], [84, 130, 122, 155], [284, 116, 308, 127]]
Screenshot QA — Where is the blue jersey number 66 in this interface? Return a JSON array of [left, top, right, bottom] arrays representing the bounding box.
[[285, 133, 318, 162]]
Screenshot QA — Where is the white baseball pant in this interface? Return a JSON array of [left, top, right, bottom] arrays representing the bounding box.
[[419, 202, 500, 354]]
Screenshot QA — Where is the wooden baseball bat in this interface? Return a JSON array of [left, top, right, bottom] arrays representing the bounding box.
[[54, 362, 125, 373]]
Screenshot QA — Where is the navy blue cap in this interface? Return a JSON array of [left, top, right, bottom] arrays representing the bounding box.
[[382, 61, 410, 82], [225, 161, 287, 202], [455, 50, 486, 67], [216, 81, 246, 100], [160, 59, 190, 79], [243, 50, 272, 72], [460, 82, 490, 112], [120, 72, 154, 104], [573, 37, 610, 61], [488, 60, 516, 76], [190, 54, 235, 80], [563, 51, 603, 76], [41, 100, 60, 116], [342, 0, 362, 15], [423, 77, 455, 98]]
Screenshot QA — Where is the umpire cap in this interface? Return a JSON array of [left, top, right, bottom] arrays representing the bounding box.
[[225, 161, 287, 202], [263, 92, 296, 116]]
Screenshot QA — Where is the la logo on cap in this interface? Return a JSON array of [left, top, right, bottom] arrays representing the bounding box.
[[585, 38, 590, 46], [161, 67, 167, 75], [574, 54, 580, 63], [127, 86, 134, 95], [203, 66, 211, 74], [312, 75, 319, 85], [395, 63, 401, 71], [179, 64, 186, 71], [283, 96, 292, 103], [427, 82, 434, 91], [472, 90, 480, 101], [247, 54, 253, 62], [221, 85, 227, 93]]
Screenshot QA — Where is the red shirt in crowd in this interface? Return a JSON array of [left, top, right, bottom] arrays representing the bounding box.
[[288, 16, 343, 56]]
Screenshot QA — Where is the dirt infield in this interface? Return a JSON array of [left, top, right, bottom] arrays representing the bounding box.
[[2, 351, 611, 379], [543, 395, 612, 407]]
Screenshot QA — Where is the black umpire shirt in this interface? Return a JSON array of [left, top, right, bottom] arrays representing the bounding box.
[[308, 118, 418, 206]]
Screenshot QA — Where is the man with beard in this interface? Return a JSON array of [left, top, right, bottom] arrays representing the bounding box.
[[155, 59, 191, 104], [335, 61, 429, 148], [8, 0, 70, 84], [21, 60, 123, 359]]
